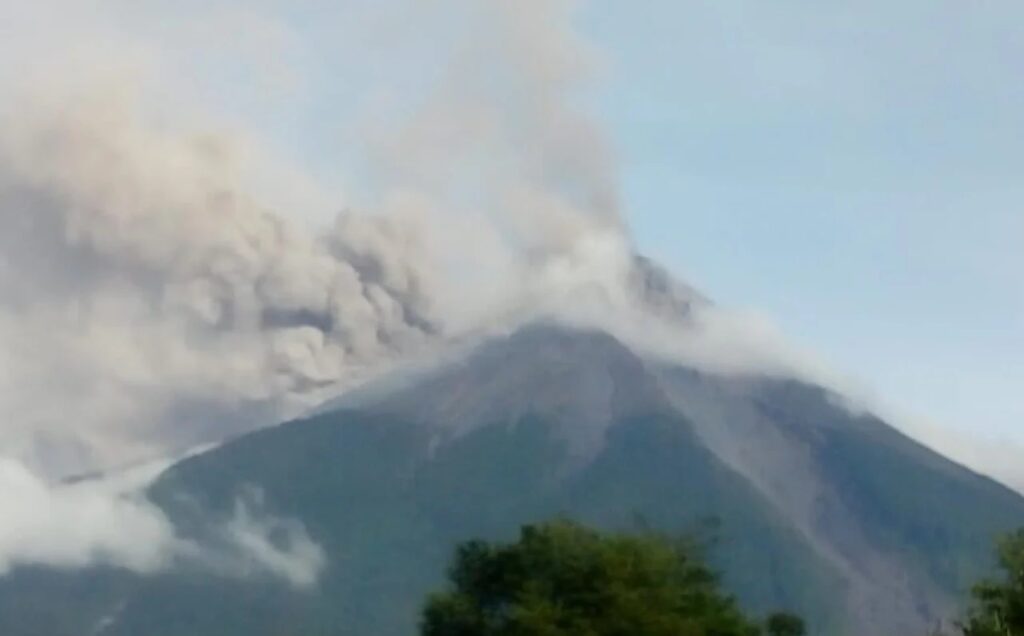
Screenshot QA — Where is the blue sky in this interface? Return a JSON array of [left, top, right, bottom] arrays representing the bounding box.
[[582, 0, 1023, 447]]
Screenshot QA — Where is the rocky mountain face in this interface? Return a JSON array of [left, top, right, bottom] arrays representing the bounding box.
[[1, 323, 1022, 636]]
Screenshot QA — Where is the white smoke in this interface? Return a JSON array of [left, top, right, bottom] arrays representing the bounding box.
[[0, 458, 178, 575], [0, 455, 324, 587], [218, 490, 327, 589]]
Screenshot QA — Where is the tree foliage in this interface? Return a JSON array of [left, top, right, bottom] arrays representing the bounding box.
[[420, 520, 766, 636], [960, 529, 1024, 636], [765, 612, 806, 636]]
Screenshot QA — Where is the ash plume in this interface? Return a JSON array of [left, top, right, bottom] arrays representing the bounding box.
[[0, 0, 638, 579], [0, 93, 440, 472], [0, 0, 626, 479]]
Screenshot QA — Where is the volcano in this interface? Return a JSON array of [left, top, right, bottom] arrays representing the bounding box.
[[1, 291, 1022, 636]]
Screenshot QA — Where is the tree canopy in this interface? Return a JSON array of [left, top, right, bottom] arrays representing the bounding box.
[[420, 520, 767, 636], [765, 612, 806, 636], [960, 529, 1024, 636]]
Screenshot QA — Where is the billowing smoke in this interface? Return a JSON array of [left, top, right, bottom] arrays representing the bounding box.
[[0, 108, 420, 576], [0, 0, 637, 579], [0, 0, 629, 479], [0, 90, 442, 474]]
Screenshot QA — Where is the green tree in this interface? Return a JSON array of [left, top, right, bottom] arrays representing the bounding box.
[[765, 612, 805, 636], [961, 529, 1024, 636], [420, 520, 762, 636]]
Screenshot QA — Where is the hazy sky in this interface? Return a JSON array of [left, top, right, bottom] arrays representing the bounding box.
[[583, 0, 1023, 452]]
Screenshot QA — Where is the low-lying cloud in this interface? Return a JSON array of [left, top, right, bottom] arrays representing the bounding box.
[[0, 456, 324, 587], [0, 459, 176, 575]]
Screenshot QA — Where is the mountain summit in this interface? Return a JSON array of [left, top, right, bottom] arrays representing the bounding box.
[[1, 320, 1023, 636]]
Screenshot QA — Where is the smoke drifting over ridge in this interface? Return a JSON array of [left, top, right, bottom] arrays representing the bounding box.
[[0, 0, 650, 579], [0, 0, 631, 479]]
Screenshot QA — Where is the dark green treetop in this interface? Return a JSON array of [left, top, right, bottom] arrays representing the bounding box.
[[961, 529, 1024, 636], [765, 612, 806, 636], [420, 520, 764, 636]]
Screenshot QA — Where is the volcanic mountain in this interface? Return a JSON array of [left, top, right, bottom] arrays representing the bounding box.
[[1, 266, 1022, 636]]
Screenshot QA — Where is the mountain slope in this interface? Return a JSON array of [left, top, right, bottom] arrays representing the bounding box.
[[0, 323, 1022, 635]]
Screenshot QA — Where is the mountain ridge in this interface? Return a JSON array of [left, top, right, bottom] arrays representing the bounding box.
[[0, 321, 1022, 636], [146, 323, 1024, 634]]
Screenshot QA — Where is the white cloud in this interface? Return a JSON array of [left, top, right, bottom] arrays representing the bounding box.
[[0, 458, 178, 575], [0, 455, 326, 587]]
